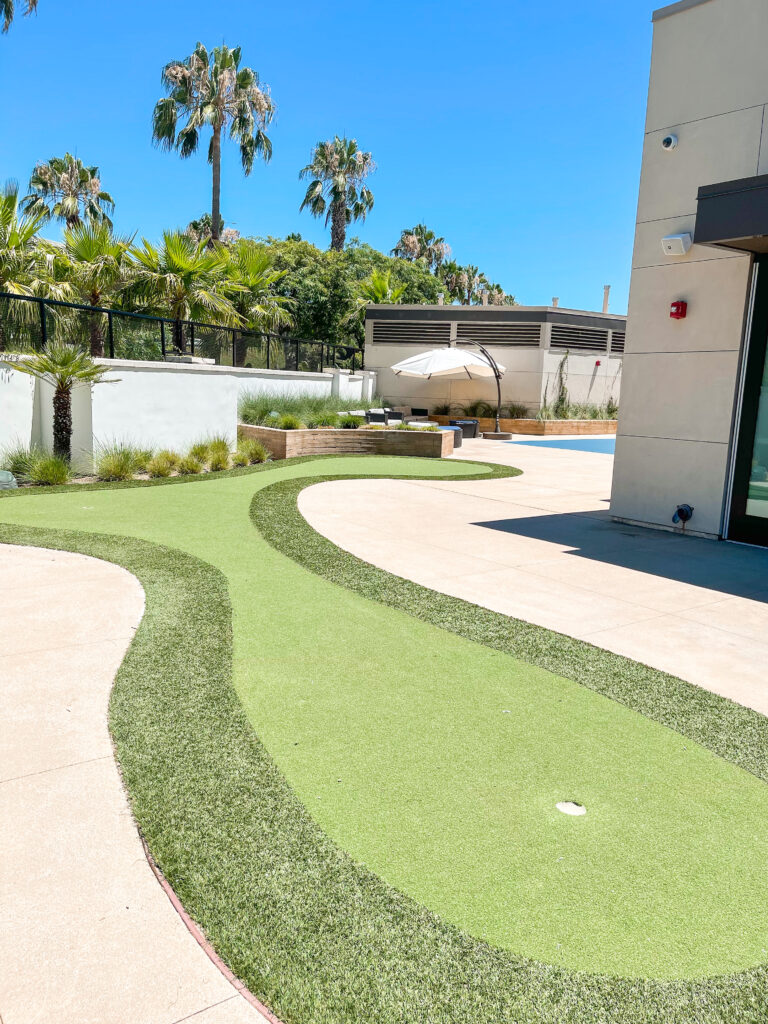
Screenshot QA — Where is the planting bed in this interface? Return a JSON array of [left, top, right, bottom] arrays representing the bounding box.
[[431, 414, 617, 435], [239, 423, 453, 459]]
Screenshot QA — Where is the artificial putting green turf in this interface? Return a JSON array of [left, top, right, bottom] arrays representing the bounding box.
[[2, 456, 768, 1020]]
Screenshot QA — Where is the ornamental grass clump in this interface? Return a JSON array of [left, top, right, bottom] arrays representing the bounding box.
[[147, 451, 177, 477], [231, 450, 249, 467], [237, 438, 270, 464], [0, 443, 44, 482], [95, 443, 137, 481], [28, 453, 71, 486], [189, 441, 211, 462], [306, 412, 339, 428], [177, 455, 203, 475], [338, 414, 363, 429], [132, 449, 154, 472], [207, 449, 230, 472], [276, 413, 305, 430]]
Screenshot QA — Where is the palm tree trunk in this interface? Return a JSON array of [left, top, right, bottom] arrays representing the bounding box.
[[330, 199, 346, 251], [88, 311, 104, 358], [211, 122, 222, 243], [53, 385, 72, 461]]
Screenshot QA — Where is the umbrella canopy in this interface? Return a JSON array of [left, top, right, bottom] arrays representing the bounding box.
[[390, 347, 505, 380]]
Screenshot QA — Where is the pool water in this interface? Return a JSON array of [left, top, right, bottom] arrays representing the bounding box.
[[510, 437, 616, 454]]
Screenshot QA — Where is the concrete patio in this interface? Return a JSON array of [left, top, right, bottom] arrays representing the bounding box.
[[0, 545, 267, 1024], [299, 437, 768, 715]]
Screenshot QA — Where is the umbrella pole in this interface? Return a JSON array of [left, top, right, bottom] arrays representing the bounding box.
[[471, 341, 503, 433]]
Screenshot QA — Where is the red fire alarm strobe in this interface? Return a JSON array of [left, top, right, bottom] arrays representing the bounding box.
[[595, 359, 601, 367], [670, 300, 688, 320]]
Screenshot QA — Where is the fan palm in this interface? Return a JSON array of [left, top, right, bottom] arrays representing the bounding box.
[[221, 239, 292, 364], [1, 0, 37, 32], [152, 43, 273, 242], [392, 224, 450, 271], [126, 230, 239, 351], [299, 137, 375, 251], [0, 182, 49, 295], [0, 182, 57, 350], [60, 223, 133, 356], [8, 343, 112, 460], [23, 154, 114, 229], [344, 268, 405, 329]]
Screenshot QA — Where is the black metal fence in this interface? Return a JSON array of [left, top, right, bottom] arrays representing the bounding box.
[[0, 292, 364, 373]]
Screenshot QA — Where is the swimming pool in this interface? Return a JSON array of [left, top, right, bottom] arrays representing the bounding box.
[[510, 437, 616, 454]]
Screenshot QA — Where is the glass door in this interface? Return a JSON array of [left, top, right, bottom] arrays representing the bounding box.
[[729, 257, 768, 545]]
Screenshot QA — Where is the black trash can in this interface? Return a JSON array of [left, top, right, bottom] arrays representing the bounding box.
[[450, 418, 479, 439]]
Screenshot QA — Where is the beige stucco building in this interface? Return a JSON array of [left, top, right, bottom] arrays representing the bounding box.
[[611, 0, 768, 545], [365, 305, 625, 415]]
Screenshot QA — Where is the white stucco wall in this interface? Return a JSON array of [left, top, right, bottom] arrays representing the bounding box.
[[1, 358, 378, 472], [0, 363, 35, 450]]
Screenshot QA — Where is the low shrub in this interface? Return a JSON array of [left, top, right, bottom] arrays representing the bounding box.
[[207, 450, 230, 472], [177, 455, 203, 475], [28, 453, 71, 486], [231, 451, 249, 467], [147, 452, 176, 477], [276, 414, 305, 430], [238, 389, 382, 426], [237, 438, 270, 464], [504, 402, 529, 419], [395, 422, 420, 431], [431, 402, 452, 415], [338, 414, 364, 430]]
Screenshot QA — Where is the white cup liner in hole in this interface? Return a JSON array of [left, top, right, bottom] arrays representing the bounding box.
[[556, 801, 586, 816]]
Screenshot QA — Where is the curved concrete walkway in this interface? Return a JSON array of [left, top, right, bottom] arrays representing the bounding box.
[[0, 545, 267, 1024], [299, 437, 768, 715]]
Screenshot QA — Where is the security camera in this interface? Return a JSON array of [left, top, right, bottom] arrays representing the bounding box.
[[662, 133, 678, 151]]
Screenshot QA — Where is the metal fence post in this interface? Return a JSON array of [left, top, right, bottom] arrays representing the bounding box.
[[39, 299, 47, 350], [190, 323, 195, 356], [266, 336, 271, 369], [107, 312, 114, 359], [160, 320, 166, 358]]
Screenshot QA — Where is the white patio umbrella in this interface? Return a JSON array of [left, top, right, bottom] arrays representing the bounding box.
[[390, 347, 505, 380], [390, 344, 507, 432]]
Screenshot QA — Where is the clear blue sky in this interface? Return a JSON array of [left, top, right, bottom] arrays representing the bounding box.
[[1, 0, 657, 313]]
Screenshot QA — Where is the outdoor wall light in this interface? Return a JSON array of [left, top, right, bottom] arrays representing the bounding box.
[[662, 233, 692, 256], [673, 504, 694, 525]]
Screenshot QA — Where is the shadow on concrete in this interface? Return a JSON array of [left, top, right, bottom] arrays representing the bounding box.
[[474, 511, 768, 603]]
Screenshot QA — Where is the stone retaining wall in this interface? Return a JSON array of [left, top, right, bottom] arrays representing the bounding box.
[[239, 424, 453, 460]]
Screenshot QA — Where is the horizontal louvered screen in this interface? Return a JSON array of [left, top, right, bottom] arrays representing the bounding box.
[[371, 321, 452, 344], [610, 331, 626, 353], [550, 325, 610, 352], [456, 323, 542, 346]]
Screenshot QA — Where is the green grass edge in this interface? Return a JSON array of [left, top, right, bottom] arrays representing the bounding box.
[[0, 458, 765, 1023]]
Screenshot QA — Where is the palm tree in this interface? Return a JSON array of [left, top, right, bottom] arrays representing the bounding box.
[[152, 43, 273, 243], [0, 183, 49, 296], [60, 223, 133, 356], [345, 268, 405, 330], [222, 239, 292, 364], [0, 182, 56, 351], [9, 343, 112, 460], [1, 0, 37, 32], [299, 137, 375, 251], [23, 154, 114, 229], [126, 230, 239, 351], [392, 224, 450, 271]]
